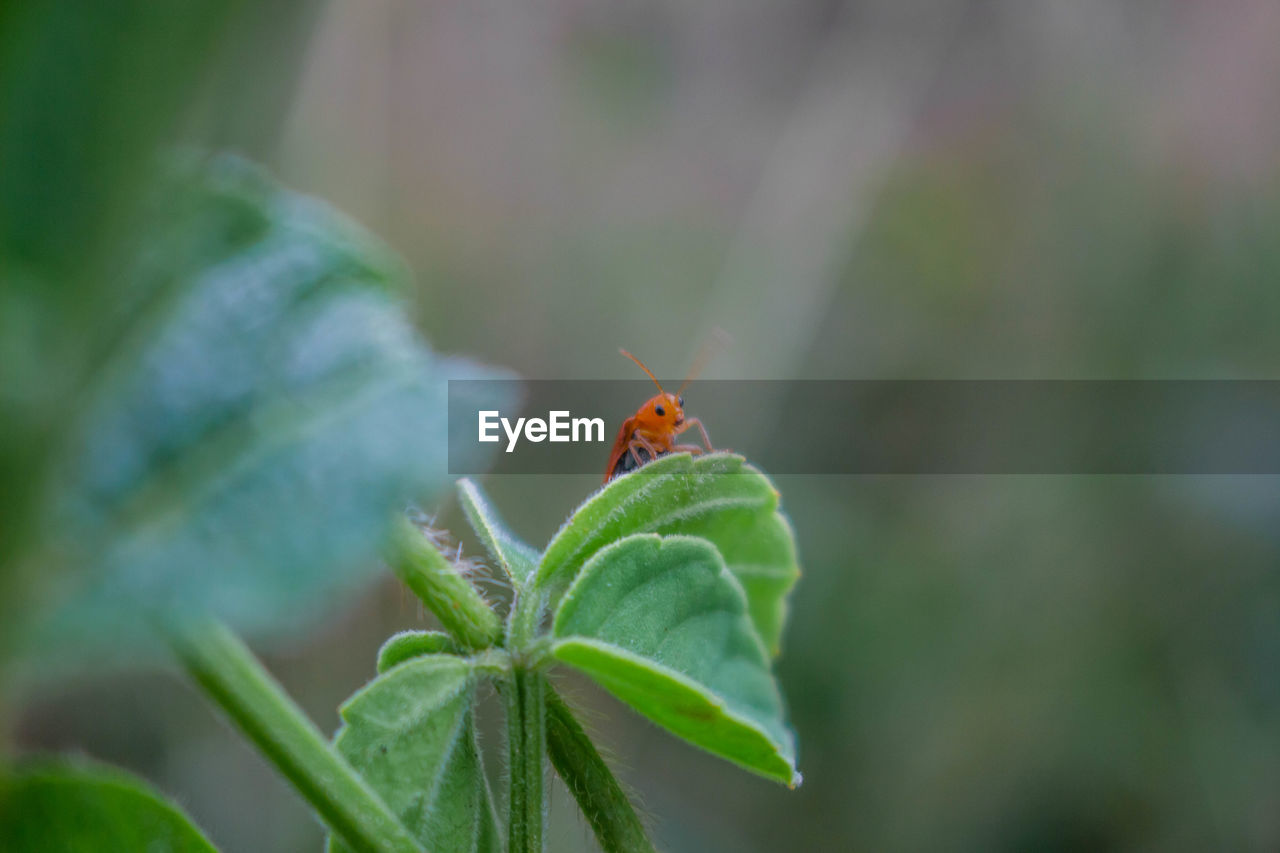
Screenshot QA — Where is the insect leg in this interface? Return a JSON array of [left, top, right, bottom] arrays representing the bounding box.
[[677, 417, 714, 452], [627, 432, 664, 468], [636, 434, 661, 457], [628, 436, 652, 466]]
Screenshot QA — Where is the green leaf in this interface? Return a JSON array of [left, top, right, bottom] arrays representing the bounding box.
[[551, 534, 799, 786], [658, 503, 799, 659], [377, 630, 463, 674], [0, 759, 218, 852], [329, 655, 501, 853], [539, 452, 800, 655], [458, 478, 539, 587], [17, 154, 502, 670]]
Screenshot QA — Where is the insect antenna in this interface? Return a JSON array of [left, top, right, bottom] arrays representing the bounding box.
[[677, 326, 729, 395], [619, 349, 665, 394]]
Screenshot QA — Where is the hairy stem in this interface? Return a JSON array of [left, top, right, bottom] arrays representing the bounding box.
[[385, 515, 502, 649], [507, 667, 546, 853], [170, 619, 422, 853], [546, 685, 654, 853]]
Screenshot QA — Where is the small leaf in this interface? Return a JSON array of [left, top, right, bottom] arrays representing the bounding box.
[[539, 452, 800, 655], [377, 630, 463, 673], [458, 478, 539, 587], [329, 656, 501, 853], [551, 534, 799, 786], [0, 759, 218, 852]]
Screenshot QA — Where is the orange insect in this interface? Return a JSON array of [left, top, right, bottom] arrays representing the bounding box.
[[604, 347, 717, 483]]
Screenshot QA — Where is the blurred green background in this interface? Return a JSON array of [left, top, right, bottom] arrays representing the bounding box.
[[6, 1, 1280, 850]]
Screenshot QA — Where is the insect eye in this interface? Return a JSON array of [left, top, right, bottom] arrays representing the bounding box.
[[654, 405, 665, 417], [678, 396, 684, 407]]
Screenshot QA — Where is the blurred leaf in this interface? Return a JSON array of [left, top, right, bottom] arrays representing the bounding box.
[[376, 630, 463, 674], [18, 154, 498, 670], [0, 0, 258, 659], [538, 453, 800, 654], [458, 477, 539, 586], [0, 1, 243, 280], [329, 655, 501, 853], [0, 760, 218, 852], [551, 534, 799, 786], [445, 368, 522, 479], [191, 0, 324, 159]]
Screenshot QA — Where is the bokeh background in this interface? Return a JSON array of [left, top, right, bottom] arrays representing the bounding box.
[[8, 1, 1280, 850]]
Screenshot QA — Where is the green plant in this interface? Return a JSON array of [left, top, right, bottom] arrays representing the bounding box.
[[0, 121, 803, 853], [0, 137, 508, 847], [0, 9, 799, 844], [0, 149, 800, 850], [175, 451, 800, 852], [0, 759, 219, 852]]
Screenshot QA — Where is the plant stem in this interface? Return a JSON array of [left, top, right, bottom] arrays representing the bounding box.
[[545, 685, 655, 853], [169, 619, 423, 853], [507, 666, 546, 853], [385, 515, 503, 650]]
